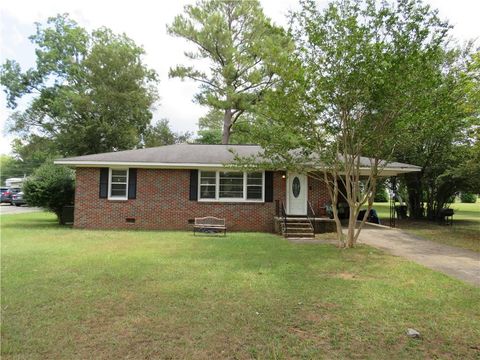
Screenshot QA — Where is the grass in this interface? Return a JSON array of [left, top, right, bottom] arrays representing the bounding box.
[[370, 199, 480, 252], [1, 212, 480, 359]]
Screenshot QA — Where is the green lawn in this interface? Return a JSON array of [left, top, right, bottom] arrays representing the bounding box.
[[371, 200, 480, 252], [1, 212, 479, 359]]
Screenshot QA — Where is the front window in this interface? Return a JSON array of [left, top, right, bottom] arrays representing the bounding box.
[[199, 171, 216, 199], [246, 172, 263, 200], [219, 172, 244, 199], [109, 169, 128, 199], [199, 170, 264, 202]]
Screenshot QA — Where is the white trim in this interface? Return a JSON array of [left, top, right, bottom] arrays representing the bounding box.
[[198, 170, 265, 203], [55, 160, 229, 168], [107, 168, 129, 201], [54, 160, 420, 175], [198, 170, 217, 200], [245, 171, 264, 202]]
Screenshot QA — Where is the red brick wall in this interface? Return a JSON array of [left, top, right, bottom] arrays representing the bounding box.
[[307, 175, 331, 217], [74, 168, 330, 232]]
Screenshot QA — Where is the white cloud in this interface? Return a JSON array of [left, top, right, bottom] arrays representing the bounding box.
[[0, 0, 478, 155]]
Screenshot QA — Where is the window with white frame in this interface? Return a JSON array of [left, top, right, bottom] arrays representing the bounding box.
[[109, 169, 128, 199], [199, 171, 216, 199], [246, 172, 263, 200], [219, 172, 244, 199], [199, 170, 264, 201]]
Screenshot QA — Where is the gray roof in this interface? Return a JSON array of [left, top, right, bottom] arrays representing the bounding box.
[[56, 144, 262, 164], [54, 143, 421, 173]]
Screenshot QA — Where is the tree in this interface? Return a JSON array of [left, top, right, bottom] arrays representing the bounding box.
[[246, 0, 453, 247], [1, 14, 158, 156], [143, 119, 192, 147], [11, 135, 58, 173], [196, 108, 254, 144], [374, 181, 389, 203], [0, 135, 57, 187], [460, 193, 477, 203], [0, 137, 55, 186], [195, 109, 222, 144], [463, 51, 480, 124], [168, 0, 292, 144], [23, 162, 75, 222], [423, 143, 478, 215], [0, 155, 21, 186], [396, 49, 479, 219]]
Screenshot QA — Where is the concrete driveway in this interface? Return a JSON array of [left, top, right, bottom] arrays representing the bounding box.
[[357, 225, 480, 287], [0, 204, 42, 215]]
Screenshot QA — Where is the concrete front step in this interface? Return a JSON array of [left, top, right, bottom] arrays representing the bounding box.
[[281, 217, 314, 238], [284, 233, 315, 238], [282, 222, 312, 226], [285, 229, 313, 234], [285, 226, 313, 230]]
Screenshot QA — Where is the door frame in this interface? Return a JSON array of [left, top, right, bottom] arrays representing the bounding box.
[[286, 172, 308, 215]]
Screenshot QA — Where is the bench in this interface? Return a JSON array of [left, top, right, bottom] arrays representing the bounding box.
[[193, 217, 227, 236]]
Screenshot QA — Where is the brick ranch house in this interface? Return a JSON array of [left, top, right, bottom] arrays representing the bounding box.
[[54, 144, 420, 233]]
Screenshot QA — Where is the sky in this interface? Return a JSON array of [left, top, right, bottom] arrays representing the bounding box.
[[0, 0, 479, 155]]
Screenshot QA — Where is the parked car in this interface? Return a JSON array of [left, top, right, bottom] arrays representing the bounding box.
[[0, 187, 21, 204], [0, 187, 9, 203], [12, 192, 27, 206]]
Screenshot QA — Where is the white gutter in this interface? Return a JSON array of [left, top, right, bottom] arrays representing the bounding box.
[[53, 160, 227, 168], [53, 159, 421, 175]]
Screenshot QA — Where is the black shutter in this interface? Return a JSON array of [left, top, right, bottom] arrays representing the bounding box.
[[189, 169, 198, 201], [128, 168, 137, 199], [99, 168, 109, 198], [264, 171, 274, 202]]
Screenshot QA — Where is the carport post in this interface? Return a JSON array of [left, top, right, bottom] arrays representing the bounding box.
[[389, 176, 397, 228]]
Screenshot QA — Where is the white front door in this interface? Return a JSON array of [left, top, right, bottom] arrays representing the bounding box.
[[287, 172, 307, 215]]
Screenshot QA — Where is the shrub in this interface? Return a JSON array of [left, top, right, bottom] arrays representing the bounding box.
[[460, 192, 477, 203], [374, 185, 389, 202], [23, 162, 75, 222]]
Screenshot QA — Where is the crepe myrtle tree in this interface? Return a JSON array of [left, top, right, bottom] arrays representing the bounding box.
[[239, 0, 453, 248]]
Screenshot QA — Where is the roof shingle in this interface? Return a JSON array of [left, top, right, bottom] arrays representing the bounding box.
[[54, 143, 421, 172]]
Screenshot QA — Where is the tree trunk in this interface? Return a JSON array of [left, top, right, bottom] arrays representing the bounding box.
[[346, 205, 357, 248], [221, 109, 232, 144], [332, 175, 345, 247], [322, 171, 345, 247], [404, 172, 423, 219], [433, 188, 454, 220]]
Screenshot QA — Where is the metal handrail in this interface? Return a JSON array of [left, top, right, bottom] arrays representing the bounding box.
[[307, 201, 315, 230], [281, 201, 287, 234]]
